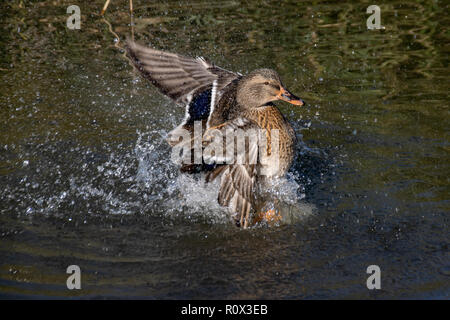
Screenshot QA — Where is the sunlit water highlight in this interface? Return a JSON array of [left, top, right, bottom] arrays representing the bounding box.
[[0, 0, 448, 299]]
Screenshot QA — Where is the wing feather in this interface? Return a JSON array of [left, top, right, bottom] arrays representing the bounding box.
[[204, 118, 260, 228], [126, 41, 238, 105]]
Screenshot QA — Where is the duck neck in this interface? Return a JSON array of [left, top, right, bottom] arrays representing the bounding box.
[[236, 79, 262, 109]]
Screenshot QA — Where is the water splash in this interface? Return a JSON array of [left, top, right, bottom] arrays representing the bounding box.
[[0, 112, 316, 227]]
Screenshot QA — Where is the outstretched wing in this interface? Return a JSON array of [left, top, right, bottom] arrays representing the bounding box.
[[204, 118, 261, 228], [126, 41, 239, 105]]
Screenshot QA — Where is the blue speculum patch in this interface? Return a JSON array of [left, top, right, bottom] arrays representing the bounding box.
[[187, 88, 212, 123]]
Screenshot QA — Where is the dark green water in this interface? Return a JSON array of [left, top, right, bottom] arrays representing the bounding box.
[[0, 0, 448, 298]]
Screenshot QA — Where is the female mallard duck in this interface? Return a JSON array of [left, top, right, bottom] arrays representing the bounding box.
[[126, 41, 305, 228]]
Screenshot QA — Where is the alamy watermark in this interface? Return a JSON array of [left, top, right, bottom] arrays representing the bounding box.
[[66, 265, 81, 290], [366, 265, 381, 290], [168, 120, 280, 176], [66, 5, 81, 30], [366, 5, 385, 30]]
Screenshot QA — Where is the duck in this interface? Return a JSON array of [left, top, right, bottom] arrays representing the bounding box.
[[126, 41, 305, 228]]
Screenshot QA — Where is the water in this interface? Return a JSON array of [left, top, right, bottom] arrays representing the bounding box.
[[0, 0, 448, 299]]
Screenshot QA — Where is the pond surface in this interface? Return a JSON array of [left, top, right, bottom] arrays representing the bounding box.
[[0, 0, 448, 299]]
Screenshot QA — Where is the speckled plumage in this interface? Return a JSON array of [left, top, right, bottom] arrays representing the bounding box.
[[126, 41, 305, 228]]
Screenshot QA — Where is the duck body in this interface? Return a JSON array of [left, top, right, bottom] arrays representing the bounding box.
[[126, 42, 304, 228]]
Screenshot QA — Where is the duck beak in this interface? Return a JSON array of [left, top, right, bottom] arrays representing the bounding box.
[[276, 87, 305, 106]]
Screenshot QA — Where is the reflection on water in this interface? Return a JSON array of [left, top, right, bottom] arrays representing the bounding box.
[[0, 0, 448, 298]]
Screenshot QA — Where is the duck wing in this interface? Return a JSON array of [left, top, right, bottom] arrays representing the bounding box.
[[203, 117, 263, 228], [126, 41, 239, 105]]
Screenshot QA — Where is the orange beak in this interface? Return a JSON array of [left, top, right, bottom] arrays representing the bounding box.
[[276, 87, 305, 106]]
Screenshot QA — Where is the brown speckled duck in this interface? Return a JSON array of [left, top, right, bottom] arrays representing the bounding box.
[[126, 41, 305, 228]]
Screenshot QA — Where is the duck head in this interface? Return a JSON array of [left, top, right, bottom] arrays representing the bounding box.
[[236, 69, 305, 109]]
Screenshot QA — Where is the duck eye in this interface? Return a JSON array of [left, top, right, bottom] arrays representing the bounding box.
[[264, 81, 269, 85]]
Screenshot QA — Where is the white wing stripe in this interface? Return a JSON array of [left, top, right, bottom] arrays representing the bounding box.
[[207, 80, 218, 128]]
